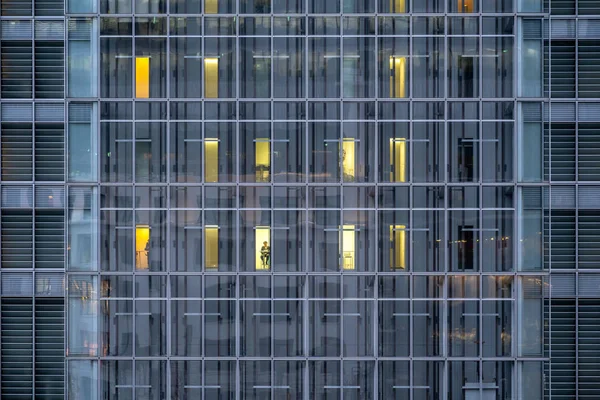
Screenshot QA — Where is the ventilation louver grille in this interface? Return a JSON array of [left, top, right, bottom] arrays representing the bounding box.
[[34, 299, 65, 399], [1, 41, 33, 98]]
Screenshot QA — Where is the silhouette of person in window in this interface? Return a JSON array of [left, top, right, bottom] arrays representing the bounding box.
[[260, 241, 270, 267]]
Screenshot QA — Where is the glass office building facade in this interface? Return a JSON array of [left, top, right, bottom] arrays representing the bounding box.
[[0, 0, 598, 399]]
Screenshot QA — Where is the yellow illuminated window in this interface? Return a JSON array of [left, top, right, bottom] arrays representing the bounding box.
[[255, 227, 271, 270], [389, 56, 407, 98], [255, 139, 270, 182], [204, 139, 219, 183], [458, 0, 474, 12], [390, 225, 406, 270], [342, 139, 356, 181], [341, 225, 356, 270], [205, 58, 219, 98], [390, 138, 407, 182], [135, 225, 150, 270], [205, 226, 219, 269], [390, 0, 406, 12], [135, 57, 150, 99], [205, 0, 218, 13]]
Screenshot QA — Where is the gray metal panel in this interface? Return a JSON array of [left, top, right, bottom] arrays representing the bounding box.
[[2, 103, 33, 122], [550, 103, 576, 122], [67, 18, 92, 40], [35, 103, 65, 122], [551, 274, 576, 298], [578, 19, 600, 38], [1, 19, 32, 39], [34, 20, 64, 40], [550, 19, 576, 38], [35, 273, 65, 297], [2, 273, 33, 296], [578, 275, 600, 297], [68, 103, 93, 123], [523, 19, 542, 39], [1, 186, 33, 208], [551, 187, 576, 209], [579, 103, 600, 122], [522, 103, 542, 122], [579, 186, 600, 209], [35, 186, 65, 208]]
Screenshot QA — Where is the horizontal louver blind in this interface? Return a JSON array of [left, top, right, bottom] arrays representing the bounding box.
[[578, 211, 600, 270], [551, 19, 575, 38], [550, 123, 576, 181], [34, 299, 65, 400], [1, 0, 32, 15], [34, 0, 64, 16], [1, 210, 33, 269], [549, 0, 576, 14], [548, 299, 577, 399], [578, 300, 600, 398], [35, 210, 65, 269], [578, 123, 600, 181], [1, 298, 34, 399], [35, 123, 65, 181], [550, 41, 576, 98], [1, 123, 33, 181], [578, 42, 600, 99], [1, 41, 33, 99], [578, 0, 600, 15], [35, 41, 65, 99], [549, 210, 576, 270], [1, 186, 33, 208]]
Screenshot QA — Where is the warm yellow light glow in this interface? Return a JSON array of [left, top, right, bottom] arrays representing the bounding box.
[[458, 0, 474, 12], [135, 57, 150, 99], [391, 0, 406, 12], [255, 140, 270, 182], [205, 226, 219, 269], [341, 225, 356, 270], [342, 139, 356, 181], [135, 225, 150, 270], [204, 140, 219, 183], [390, 138, 407, 182], [389, 56, 407, 98], [390, 225, 406, 270], [255, 227, 270, 270], [205, 58, 219, 98], [205, 0, 218, 13]]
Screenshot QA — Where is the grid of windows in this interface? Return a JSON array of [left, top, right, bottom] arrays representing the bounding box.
[[62, 0, 561, 399]]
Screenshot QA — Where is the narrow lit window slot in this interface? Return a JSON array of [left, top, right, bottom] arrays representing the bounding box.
[[342, 138, 356, 181], [255, 139, 270, 182], [390, 138, 407, 182], [135, 225, 150, 270], [135, 57, 150, 99], [389, 56, 407, 98], [205, 226, 219, 269], [205, 0, 218, 13], [458, 0, 474, 12], [204, 57, 219, 98], [204, 139, 219, 183], [255, 227, 270, 270], [341, 225, 356, 270], [390, 225, 406, 270], [390, 0, 406, 12]]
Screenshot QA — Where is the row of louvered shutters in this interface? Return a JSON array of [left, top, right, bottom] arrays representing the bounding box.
[[1, 298, 64, 400], [1, 122, 65, 182], [545, 0, 600, 15], [544, 299, 600, 399], [1, 0, 62, 16]]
